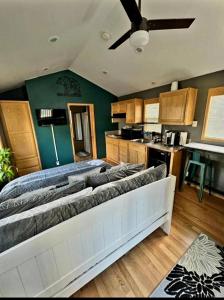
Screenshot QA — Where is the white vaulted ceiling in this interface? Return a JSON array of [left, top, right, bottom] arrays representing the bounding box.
[[0, 0, 224, 96]]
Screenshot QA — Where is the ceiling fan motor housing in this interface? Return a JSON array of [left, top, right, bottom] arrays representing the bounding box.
[[129, 30, 149, 48]]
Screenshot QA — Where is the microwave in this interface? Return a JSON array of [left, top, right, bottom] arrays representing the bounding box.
[[121, 127, 143, 140]]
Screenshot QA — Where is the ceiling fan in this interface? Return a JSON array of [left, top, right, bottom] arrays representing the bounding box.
[[109, 0, 195, 52]]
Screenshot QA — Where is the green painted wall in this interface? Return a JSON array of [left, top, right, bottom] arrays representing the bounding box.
[[26, 70, 117, 169]]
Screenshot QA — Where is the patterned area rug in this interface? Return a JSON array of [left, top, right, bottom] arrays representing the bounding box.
[[150, 233, 224, 298]]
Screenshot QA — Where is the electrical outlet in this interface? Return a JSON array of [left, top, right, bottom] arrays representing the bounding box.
[[192, 121, 198, 127]]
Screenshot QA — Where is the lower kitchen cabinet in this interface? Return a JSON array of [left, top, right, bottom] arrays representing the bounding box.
[[106, 137, 147, 167], [119, 139, 129, 163], [128, 143, 147, 166], [105, 137, 119, 163]]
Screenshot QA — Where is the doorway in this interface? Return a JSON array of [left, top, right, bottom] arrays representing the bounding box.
[[68, 103, 97, 162]]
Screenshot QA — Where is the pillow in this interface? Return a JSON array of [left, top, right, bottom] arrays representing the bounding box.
[[86, 163, 145, 188], [68, 167, 102, 184], [92, 167, 155, 193], [0, 179, 86, 220], [93, 164, 167, 197], [99, 164, 112, 173], [0, 187, 93, 253]]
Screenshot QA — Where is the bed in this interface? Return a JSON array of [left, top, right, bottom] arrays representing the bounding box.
[[0, 162, 176, 297]]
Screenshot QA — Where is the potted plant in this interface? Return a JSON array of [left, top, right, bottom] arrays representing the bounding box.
[[0, 148, 16, 191]]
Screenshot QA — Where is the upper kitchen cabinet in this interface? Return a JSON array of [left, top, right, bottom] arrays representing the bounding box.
[[111, 101, 127, 115], [159, 88, 198, 125], [111, 99, 143, 124], [126, 98, 143, 124], [144, 98, 159, 123]]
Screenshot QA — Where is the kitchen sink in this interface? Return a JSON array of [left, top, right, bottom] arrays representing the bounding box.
[[131, 138, 150, 144], [107, 134, 122, 139]]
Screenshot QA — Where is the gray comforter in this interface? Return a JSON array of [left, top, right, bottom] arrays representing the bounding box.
[[0, 159, 107, 202]]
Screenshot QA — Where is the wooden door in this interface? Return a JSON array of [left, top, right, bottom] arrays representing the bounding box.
[[119, 140, 129, 163], [0, 101, 41, 176], [159, 89, 188, 124], [106, 137, 119, 163]]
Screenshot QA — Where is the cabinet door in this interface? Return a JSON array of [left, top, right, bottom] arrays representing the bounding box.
[[128, 143, 147, 166], [118, 101, 127, 113], [126, 102, 135, 123], [106, 138, 119, 163], [111, 103, 119, 115], [119, 140, 128, 163], [0, 101, 41, 175], [159, 90, 188, 124]]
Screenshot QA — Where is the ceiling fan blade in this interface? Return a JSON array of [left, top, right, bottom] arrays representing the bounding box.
[[147, 18, 195, 30], [109, 30, 131, 49], [120, 0, 142, 25]]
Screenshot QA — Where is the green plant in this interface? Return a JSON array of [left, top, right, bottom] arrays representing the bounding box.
[[0, 148, 16, 184]]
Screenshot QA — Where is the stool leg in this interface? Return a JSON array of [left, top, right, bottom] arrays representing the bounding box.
[[198, 165, 206, 202], [209, 162, 213, 196], [182, 161, 191, 189], [180, 151, 190, 190]]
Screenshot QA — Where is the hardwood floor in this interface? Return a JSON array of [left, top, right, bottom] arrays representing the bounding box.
[[72, 185, 224, 298]]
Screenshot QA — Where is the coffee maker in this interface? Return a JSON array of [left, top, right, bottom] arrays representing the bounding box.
[[163, 130, 180, 146]]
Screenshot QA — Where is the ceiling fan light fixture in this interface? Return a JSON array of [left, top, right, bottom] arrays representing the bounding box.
[[129, 30, 149, 48]]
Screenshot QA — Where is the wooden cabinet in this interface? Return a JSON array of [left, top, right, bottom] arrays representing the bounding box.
[[0, 101, 41, 176], [111, 103, 119, 115], [126, 99, 143, 124], [111, 99, 143, 124], [105, 137, 119, 163], [159, 88, 197, 125], [144, 98, 159, 123], [119, 139, 129, 163], [128, 142, 147, 166], [111, 101, 127, 115], [106, 137, 147, 166]]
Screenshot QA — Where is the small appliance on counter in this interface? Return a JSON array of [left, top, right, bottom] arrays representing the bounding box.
[[179, 132, 188, 145], [121, 126, 144, 140], [144, 131, 162, 143], [163, 130, 180, 146]]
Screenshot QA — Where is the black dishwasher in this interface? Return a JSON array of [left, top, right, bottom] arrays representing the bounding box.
[[148, 148, 171, 176]]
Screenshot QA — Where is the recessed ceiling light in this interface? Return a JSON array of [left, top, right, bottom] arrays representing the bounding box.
[[100, 31, 111, 41], [43, 67, 49, 71], [48, 35, 59, 43], [102, 70, 108, 75], [151, 81, 156, 85]]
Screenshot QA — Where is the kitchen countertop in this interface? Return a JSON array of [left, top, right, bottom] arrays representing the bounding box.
[[105, 133, 183, 153]]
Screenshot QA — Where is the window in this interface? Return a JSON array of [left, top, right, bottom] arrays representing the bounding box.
[[202, 87, 224, 142]]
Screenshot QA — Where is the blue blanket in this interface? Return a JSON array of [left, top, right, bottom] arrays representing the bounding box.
[[0, 159, 107, 202]]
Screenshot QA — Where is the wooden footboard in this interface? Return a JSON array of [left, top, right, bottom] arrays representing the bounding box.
[[0, 176, 176, 297]]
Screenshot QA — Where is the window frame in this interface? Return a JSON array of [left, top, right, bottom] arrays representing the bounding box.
[[201, 87, 224, 142]]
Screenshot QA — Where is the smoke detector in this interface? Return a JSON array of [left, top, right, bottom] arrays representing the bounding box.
[[101, 31, 111, 41]]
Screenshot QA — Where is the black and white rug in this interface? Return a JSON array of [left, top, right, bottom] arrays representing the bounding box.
[[151, 233, 224, 298]]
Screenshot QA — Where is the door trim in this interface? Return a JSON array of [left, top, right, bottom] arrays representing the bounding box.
[[67, 103, 97, 161]]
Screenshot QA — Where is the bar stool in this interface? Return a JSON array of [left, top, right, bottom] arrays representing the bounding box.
[[183, 151, 213, 201]]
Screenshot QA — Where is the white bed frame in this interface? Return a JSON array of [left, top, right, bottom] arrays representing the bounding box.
[[0, 175, 176, 297]]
